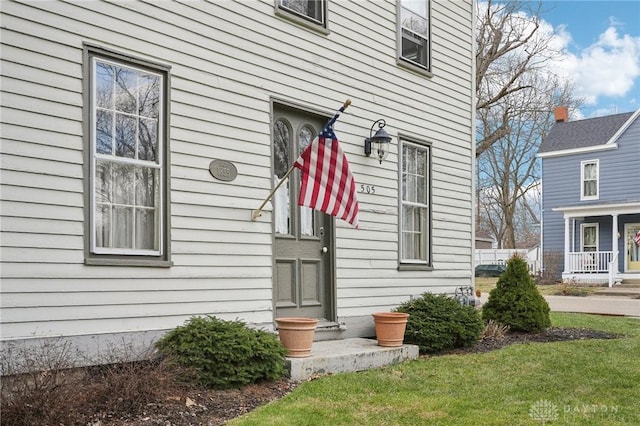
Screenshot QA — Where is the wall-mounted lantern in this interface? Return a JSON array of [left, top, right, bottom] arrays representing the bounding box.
[[364, 119, 391, 164]]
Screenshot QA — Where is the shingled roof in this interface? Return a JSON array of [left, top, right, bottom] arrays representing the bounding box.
[[538, 111, 635, 154]]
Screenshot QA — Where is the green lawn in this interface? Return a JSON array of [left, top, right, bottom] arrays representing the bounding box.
[[475, 277, 602, 297], [474, 277, 500, 295], [230, 313, 640, 425]]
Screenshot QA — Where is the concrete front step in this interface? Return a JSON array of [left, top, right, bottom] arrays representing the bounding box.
[[595, 286, 640, 297], [286, 338, 419, 381]]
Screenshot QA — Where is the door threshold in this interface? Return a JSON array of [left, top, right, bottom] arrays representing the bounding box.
[[316, 320, 347, 331]]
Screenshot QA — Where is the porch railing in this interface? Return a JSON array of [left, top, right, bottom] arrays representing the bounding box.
[[568, 251, 614, 273]]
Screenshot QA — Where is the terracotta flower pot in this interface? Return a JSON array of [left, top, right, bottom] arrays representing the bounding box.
[[372, 312, 409, 347], [275, 317, 318, 358]]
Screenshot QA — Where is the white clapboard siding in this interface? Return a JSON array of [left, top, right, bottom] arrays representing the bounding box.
[[1, 170, 82, 194], [1, 0, 474, 345], [0, 264, 274, 280], [3, 288, 274, 309], [2, 60, 81, 94], [0, 106, 82, 137], [0, 216, 83, 236], [3, 309, 277, 341], [1, 153, 82, 179], [1, 123, 81, 151], [2, 185, 83, 208], [3, 300, 275, 323], [1, 277, 272, 293]]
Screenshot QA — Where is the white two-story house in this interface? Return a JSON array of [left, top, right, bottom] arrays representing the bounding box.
[[1, 0, 476, 362]]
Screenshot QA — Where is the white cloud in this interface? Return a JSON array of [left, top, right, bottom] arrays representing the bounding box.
[[550, 25, 640, 106], [548, 23, 572, 52]]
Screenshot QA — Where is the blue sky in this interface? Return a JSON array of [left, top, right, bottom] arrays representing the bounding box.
[[539, 1, 640, 118]]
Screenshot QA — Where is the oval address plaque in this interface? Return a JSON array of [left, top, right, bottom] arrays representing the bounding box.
[[209, 159, 238, 182]]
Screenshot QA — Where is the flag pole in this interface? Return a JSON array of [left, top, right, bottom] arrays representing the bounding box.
[[251, 99, 351, 221]]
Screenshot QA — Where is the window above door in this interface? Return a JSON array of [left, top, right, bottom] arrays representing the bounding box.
[[397, 0, 431, 75]]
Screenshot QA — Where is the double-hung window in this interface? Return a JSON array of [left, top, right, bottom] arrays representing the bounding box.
[[398, 0, 431, 72], [581, 159, 599, 200], [400, 138, 431, 267], [86, 46, 170, 265], [277, 0, 327, 29]]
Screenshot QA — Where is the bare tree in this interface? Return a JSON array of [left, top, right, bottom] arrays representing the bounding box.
[[477, 75, 580, 248], [475, 0, 585, 248], [475, 0, 561, 158]]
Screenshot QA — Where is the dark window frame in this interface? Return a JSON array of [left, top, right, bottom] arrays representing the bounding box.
[[397, 0, 432, 76], [83, 43, 172, 267], [275, 0, 330, 34], [398, 136, 433, 270]]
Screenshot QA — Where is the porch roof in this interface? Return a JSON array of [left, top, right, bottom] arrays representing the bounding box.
[[552, 201, 640, 218]]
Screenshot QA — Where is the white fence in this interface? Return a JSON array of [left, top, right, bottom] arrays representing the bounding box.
[[475, 248, 541, 275]]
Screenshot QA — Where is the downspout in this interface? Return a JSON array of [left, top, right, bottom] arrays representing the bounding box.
[[470, 0, 477, 289]]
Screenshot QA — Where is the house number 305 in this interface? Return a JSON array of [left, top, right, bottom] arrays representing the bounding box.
[[359, 184, 376, 194]]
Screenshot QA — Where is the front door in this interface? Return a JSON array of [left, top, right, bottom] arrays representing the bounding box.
[[625, 223, 640, 272], [272, 104, 334, 321]]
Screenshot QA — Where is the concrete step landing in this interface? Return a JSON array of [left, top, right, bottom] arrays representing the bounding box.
[[620, 280, 640, 288], [286, 338, 419, 381], [595, 286, 640, 297]]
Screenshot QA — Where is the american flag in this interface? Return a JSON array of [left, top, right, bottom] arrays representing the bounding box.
[[634, 230, 640, 246], [294, 128, 359, 228]]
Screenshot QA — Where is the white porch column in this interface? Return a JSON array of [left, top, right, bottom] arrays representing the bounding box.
[[564, 217, 570, 273], [612, 214, 619, 272]]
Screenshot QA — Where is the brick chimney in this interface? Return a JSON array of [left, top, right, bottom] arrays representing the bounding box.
[[554, 106, 569, 123]]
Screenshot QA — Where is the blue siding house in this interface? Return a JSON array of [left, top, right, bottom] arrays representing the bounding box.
[[538, 107, 640, 285]]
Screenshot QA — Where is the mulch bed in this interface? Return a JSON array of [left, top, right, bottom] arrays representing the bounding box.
[[442, 326, 620, 355], [84, 327, 620, 425]]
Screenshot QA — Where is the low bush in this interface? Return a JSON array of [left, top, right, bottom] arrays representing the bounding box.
[[0, 339, 179, 426], [85, 358, 180, 414], [1, 340, 82, 425], [483, 255, 551, 333], [394, 293, 484, 354], [156, 315, 287, 389]]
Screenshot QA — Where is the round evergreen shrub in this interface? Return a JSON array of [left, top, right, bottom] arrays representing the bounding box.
[[482, 255, 551, 333], [394, 293, 484, 354], [155, 316, 287, 389]]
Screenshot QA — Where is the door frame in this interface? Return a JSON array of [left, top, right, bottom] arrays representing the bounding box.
[[270, 98, 337, 323], [624, 223, 640, 272]]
